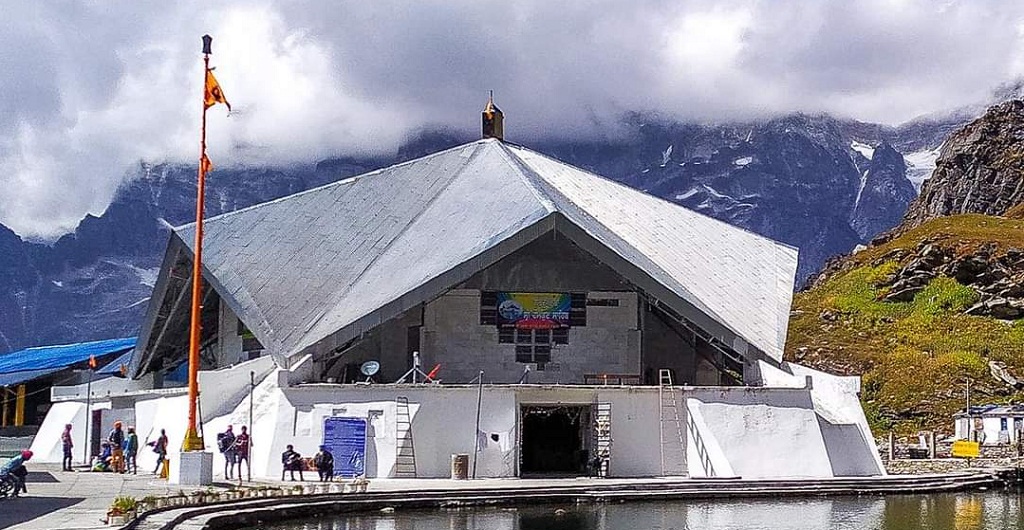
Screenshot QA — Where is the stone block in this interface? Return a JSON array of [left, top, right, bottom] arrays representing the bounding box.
[[174, 451, 213, 486]]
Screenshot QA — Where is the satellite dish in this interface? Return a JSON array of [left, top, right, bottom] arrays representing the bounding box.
[[360, 360, 381, 377]]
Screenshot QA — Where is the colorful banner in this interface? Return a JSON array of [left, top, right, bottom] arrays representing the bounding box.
[[496, 292, 571, 329]]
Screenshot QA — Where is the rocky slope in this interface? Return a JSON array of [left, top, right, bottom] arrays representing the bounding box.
[[904, 100, 1024, 226], [0, 113, 931, 353], [789, 214, 1024, 432]]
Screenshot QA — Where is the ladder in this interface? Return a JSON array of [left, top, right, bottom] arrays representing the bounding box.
[[658, 369, 687, 476], [594, 402, 612, 477], [394, 396, 417, 477]]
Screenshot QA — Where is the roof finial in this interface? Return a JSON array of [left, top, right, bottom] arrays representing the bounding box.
[[482, 91, 504, 141]]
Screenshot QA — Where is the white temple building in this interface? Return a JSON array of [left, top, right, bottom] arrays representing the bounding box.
[[33, 102, 885, 481]]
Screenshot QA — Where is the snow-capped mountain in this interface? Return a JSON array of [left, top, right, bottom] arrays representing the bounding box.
[[0, 112, 957, 353]]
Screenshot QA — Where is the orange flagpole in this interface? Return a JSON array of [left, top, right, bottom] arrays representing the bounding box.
[[183, 36, 213, 452]]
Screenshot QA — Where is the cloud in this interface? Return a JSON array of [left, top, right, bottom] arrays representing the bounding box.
[[1, 0, 1023, 239]]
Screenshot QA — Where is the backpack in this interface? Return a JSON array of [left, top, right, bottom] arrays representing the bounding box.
[[216, 432, 232, 453]]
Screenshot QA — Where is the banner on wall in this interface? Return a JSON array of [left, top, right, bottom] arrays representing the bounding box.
[[323, 417, 367, 477], [496, 292, 570, 329]]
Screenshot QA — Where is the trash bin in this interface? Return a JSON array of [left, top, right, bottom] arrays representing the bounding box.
[[451, 454, 469, 480]]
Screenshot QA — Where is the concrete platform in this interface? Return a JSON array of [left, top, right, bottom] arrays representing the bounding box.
[[0, 464, 1004, 530]]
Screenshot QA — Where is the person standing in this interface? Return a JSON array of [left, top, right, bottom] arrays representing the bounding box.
[[313, 445, 334, 482], [217, 425, 237, 479], [233, 426, 251, 482], [124, 427, 139, 474], [281, 444, 304, 481], [60, 424, 74, 472], [151, 429, 169, 474], [108, 421, 125, 473]]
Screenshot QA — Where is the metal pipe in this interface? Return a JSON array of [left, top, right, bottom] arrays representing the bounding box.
[[471, 370, 483, 479]]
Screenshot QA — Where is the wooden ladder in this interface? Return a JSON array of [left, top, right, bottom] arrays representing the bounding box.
[[394, 396, 417, 478], [658, 369, 687, 476]]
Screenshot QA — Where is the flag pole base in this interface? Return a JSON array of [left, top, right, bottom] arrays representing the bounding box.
[[182, 427, 205, 452], [171, 450, 213, 486]]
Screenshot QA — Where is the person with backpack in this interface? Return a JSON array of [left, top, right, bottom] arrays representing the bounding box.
[[313, 445, 334, 482], [108, 421, 125, 473], [150, 429, 168, 474], [124, 427, 139, 474], [217, 425, 237, 479]]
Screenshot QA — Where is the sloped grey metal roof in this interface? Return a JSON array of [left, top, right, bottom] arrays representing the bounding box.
[[171, 139, 798, 362]]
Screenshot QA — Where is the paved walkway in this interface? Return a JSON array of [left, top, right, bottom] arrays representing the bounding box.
[[0, 464, 1007, 530], [1, 464, 211, 530]]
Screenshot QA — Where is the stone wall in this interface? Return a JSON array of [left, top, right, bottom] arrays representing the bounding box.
[[421, 289, 639, 384]]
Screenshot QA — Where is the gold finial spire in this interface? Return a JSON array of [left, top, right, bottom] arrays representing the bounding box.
[[482, 90, 504, 141]]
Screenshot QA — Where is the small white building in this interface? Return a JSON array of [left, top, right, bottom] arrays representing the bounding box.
[[34, 105, 885, 481], [953, 405, 1024, 445]]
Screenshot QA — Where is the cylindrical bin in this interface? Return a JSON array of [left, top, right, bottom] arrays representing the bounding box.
[[450, 453, 469, 480]]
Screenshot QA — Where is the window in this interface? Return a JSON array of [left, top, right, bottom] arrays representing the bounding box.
[[480, 291, 498, 325], [498, 327, 515, 344], [552, 328, 569, 344]]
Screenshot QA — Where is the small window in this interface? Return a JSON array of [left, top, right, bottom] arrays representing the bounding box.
[[534, 329, 551, 344], [498, 327, 515, 344], [552, 328, 569, 344], [516, 329, 533, 344]]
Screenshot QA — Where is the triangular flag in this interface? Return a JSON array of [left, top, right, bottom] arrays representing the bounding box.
[[204, 69, 231, 111]]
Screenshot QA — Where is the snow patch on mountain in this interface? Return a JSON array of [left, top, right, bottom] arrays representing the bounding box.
[[850, 140, 875, 160], [130, 265, 160, 288], [854, 170, 870, 208], [733, 156, 753, 166], [904, 147, 940, 193]]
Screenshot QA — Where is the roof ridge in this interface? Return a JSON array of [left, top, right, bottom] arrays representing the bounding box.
[[503, 144, 799, 253], [296, 141, 493, 348], [175, 140, 493, 232]]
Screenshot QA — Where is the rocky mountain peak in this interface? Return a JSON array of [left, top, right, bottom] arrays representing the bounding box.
[[903, 99, 1024, 227]]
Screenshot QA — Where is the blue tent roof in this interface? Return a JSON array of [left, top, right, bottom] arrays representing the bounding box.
[[0, 368, 66, 387], [0, 337, 136, 375], [97, 350, 134, 376]]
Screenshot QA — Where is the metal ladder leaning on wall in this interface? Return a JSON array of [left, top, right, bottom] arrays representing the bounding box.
[[394, 396, 417, 478], [658, 369, 687, 476]]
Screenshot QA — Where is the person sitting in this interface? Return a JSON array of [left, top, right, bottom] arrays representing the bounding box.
[[281, 445, 304, 481], [313, 446, 334, 482], [0, 450, 32, 496], [93, 442, 113, 472]]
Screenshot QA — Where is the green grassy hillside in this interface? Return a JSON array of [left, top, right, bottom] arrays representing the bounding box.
[[787, 214, 1024, 433]]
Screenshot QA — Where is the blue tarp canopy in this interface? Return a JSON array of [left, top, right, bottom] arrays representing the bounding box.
[[97, 350, 134, 376], [0, 337, 136, 381], [0, 368, 65, 388]]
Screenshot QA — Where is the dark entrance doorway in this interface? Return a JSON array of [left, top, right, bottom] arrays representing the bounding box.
[[520, 405, 590, 475]]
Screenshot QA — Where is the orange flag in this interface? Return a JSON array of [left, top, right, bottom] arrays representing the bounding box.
[[204, 69, 231, 111], [88, 355, 97, 370], [200, 154, 214, 174]]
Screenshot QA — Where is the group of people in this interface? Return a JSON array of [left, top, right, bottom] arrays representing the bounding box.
[[59, 422, 170, 474], [280, 444, 335, 482], [216, 425, 252, 480]]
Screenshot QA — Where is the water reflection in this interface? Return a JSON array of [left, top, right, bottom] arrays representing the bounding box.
[[257, 493, 1024, 530]]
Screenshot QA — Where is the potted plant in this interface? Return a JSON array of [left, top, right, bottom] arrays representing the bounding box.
[[107, 496, 138, 525]]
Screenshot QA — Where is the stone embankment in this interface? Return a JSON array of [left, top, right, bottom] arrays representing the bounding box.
[[129, 474, 1003, 530]]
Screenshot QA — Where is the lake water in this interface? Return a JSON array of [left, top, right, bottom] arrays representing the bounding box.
[[257, 492, 1024, 530]]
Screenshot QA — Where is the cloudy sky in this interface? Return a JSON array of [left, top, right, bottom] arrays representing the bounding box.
[[2, 0, 1023, 239]]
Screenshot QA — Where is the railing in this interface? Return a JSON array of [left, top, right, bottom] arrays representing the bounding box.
[[0, 436, 34, 459], [685, 407, 716, 477], [583, 373, 642, 385]]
